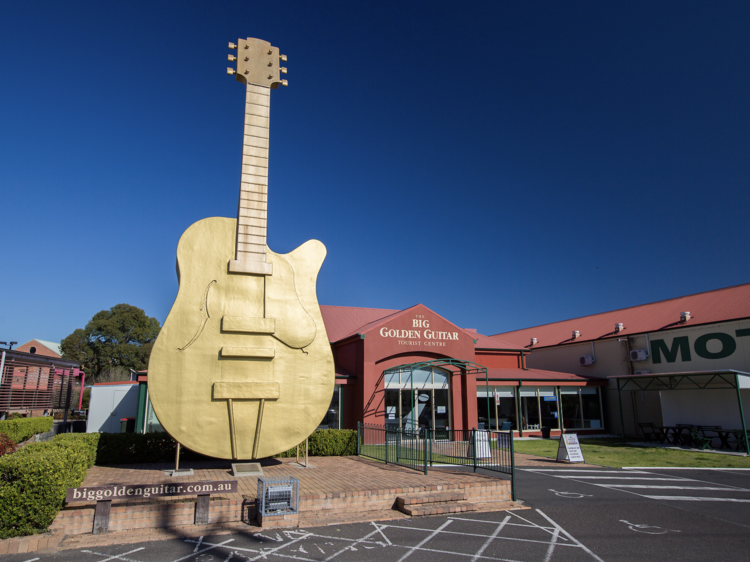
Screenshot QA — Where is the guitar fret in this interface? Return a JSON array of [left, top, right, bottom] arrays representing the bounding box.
[[243, 136, 269, 149], [237, 241, 266, 253], [238, 209, 267, 220], [246, 103, 270, 117], [240, 200, 267, 211], [238, 233, 266, 245], [244, 124, 269, 138], [243, 145, 268, 158], [239, 192, 268, 203], [245, 114, 269, 128], [238, 224, 267, 236], [242, 164, 268, 177], [243, 155, 268, 168], [239, 215, 267, 226]]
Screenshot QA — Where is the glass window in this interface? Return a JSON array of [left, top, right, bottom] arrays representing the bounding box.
[[318, 385, 341, 429], [384, 389, 399, 428], [434, 389, 450, 435], [519, 388, 540, 430], [581, 387, 602, 429], [403, 367, 431, 388], [145, 396, 165, 433], [560, 387, 583, 429], [477, 393, 494, 430], [433, 369, 449, 387], [538, 387, 559, 429], [384, 371, 400, 387], [497, 390, 517, 431]]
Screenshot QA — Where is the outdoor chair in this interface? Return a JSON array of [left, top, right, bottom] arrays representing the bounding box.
[[689, 427, 713, 450], [501, 421, 512, 431], [639, 422, 663, 443]]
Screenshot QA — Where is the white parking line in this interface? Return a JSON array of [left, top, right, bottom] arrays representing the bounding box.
[[82, 547, 146, 562], [471, 516, 510, 562], [555, 476, 694, 480], [603, 485, 750, 491], [643, 496, 750, 503]]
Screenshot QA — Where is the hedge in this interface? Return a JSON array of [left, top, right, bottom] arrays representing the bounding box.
[[53, 429, 357, 464], [277, 429, 357, 457], [0, 416, 53, 444], [0, 438, 90, 539]]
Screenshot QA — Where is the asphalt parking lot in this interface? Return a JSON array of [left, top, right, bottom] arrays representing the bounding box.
[[4, 466, 750, 562]]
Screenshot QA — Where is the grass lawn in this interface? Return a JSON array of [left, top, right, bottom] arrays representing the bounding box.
[[513, 438, 750, 468]]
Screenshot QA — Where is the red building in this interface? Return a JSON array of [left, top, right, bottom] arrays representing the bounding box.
[[321, 304, 606, 437]]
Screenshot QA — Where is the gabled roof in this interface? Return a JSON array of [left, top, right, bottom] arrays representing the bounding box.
[[491, 282, 750, 349], [13, 339, 62, 357], [36, 340, 62, 356], [320, 305, 399, 343]]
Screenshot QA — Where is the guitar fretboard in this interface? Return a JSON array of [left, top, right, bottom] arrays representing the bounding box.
[[229, 83, 273, 275]]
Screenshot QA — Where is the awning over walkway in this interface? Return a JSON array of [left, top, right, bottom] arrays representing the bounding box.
[[608, 369, 750, 391], [480, 367, 606, 386]]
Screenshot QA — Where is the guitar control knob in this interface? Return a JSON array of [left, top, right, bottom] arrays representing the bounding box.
[[280, 67, 287, 74], [227, 68, 236, 75], [228, 55, 237, 62]]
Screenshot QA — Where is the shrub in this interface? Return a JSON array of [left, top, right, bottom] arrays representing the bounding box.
[[0, 434, 16, 457], [0, 416, 53, 444], [0, 439, 89, 539], [277, 429, 357, 457]]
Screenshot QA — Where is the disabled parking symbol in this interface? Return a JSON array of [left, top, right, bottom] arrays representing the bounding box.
[[549, 489, 593, 498], [620, 520, 681, 535]]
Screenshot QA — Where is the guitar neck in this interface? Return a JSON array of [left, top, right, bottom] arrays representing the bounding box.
[[229, 83, 273, 276]]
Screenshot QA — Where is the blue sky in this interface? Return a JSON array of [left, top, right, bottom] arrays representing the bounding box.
[[2, 1, 749, 346]]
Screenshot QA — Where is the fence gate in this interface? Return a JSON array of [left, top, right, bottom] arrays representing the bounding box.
[[357, 422, 516, 501]]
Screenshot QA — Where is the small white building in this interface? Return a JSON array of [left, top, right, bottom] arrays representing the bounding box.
[[86, 381, 139, 433]]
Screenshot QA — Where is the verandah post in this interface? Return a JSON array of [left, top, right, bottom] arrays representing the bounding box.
[[509, 428, 517, 502], [617, 378, 626, 443], [735, 374, 749, 454], [472, 428, 478, 473]]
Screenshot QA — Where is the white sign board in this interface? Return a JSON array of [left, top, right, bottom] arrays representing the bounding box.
[[556, 433, 585, 463], [469, 430, 492, 459]]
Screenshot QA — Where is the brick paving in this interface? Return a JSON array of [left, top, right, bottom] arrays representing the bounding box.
[[47, 456, 516, 548], [1, 454, 534, 554]]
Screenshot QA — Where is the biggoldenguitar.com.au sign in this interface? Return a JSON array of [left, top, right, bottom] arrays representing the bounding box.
[[66, 480, 238, 503]]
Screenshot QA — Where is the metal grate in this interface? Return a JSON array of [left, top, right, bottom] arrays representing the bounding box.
[[257, 476, 299, 516]]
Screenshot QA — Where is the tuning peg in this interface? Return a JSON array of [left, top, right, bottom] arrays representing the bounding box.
[[228, 42, 237, 50], [228, 54, 237, 62], [227, 68, 236, 75], [281, 79, 288, 87], [280, 54, 287, 62], [280, 67, 288, 74]]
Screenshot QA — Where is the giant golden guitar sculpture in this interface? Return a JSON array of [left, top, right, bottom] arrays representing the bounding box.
[[147, 38, 335, 460]]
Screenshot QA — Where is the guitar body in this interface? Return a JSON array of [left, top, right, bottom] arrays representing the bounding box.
[[147, 217, 335, 459]]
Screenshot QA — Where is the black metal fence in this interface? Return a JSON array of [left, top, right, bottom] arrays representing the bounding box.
[[357, 422, 516, 500]]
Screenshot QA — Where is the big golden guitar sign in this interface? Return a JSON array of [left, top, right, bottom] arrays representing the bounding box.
[[147, 38, 335, 460]]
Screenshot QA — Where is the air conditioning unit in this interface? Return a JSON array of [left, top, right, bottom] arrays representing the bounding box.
[[634, 370, 651, 375], [630, 349, 648, 361], [579, 355, 595, 366]]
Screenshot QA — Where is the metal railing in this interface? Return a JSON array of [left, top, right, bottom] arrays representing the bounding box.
[[357, 422, 516, 500]]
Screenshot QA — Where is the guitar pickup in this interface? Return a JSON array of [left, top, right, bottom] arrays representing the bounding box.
[[213, 382, 280, 400], [222, 317, 275, 334], [220, 347, 275, 359]]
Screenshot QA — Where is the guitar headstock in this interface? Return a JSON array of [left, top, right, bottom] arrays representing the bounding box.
[[227, 38, 288, 89]]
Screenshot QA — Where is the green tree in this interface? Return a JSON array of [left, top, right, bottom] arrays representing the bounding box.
[[60, 304, 161, 381]]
